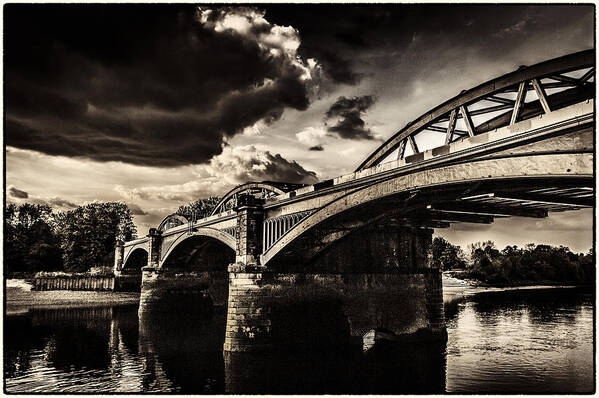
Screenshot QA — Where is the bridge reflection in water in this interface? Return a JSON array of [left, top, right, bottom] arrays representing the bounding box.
[[6, 288, 594, 393], [5, 304, 446, 393]]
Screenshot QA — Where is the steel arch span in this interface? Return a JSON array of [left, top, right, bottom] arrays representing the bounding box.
[[210, 181, 305, 216], [357, 49, 594, 171]]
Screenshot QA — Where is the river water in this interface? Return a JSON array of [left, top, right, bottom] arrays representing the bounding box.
[[4, 286, 594, 393]]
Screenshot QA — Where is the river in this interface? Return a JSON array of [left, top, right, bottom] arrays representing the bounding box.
[[4, 281, 594, 393]]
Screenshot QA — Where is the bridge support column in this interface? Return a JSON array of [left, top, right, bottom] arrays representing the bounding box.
[[224, 225, 446, 354], [113, 239, 142, 292], [113, 240, 124, 277]]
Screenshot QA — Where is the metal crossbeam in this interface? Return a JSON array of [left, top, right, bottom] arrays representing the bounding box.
[[531, 78, 551, 113], [580, 67, 594, 82], [426, 210, 494, 224], [486, 95, 515, 105], [510, 81, 527, 125], [432, 202, 548, 218], [408, 135, 419, 154], [445, 109, 457, 144], [397, 138, 407, 160], [494, 193, 593, 207], [459, 105, 475, 137], [548, 74, 582, 85]]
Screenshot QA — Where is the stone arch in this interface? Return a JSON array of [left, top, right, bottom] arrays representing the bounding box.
[[160, 227, 236, 268], [261, 152, 592, 267], [155, 229, 236, 309], [122, 247, 148, 273]]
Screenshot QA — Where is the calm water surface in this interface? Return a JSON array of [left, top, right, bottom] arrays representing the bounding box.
[[4, 288, 594, 393]]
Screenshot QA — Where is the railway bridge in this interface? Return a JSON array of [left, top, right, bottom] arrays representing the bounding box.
[[116, 50, 594, 352]]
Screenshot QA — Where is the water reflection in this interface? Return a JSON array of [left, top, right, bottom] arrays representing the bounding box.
[[445, 288, 594, 393], [4, 288, 594, 393]]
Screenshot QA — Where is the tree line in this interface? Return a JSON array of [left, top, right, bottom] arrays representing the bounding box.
[[4, 202, 136, 276], [433, 237, 594, 285], [4, 197, 221, 277]]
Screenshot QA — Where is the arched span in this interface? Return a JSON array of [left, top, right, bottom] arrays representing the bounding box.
[[157, 213, 189, 232], [160, 227, 236, 266], [261, 152, 593, 266], [211, 181, 302, 215], [122, 247, 148, 272], [123, 246, 148, 270], [357, 49, 594, 171]]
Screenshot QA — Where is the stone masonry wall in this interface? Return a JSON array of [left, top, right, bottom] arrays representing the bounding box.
[[224, 270, 443, 352]]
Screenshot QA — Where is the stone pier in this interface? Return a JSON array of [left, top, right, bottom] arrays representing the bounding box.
[[137, 227, 234, 318], [224, 223, 446, 353]]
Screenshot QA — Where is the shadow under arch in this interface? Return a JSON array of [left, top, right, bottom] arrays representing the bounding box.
[[118, 247, 147, 291], [159, 228, 235, 268], [139, 232, 235, 319], [123, 248, 147, 274]]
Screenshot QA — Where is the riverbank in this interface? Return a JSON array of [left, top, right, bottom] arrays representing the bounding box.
[[5, 276, 585, 316], [442, 272, 582, 304], [5, 279, 139, 315]]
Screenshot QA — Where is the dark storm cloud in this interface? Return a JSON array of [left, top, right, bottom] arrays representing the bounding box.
[[5, 5, 318, 167], [5, 4, 592, 167], [263, 4, 593, 85], [325, 95, 378, 140], [8, 186, 29, 199]]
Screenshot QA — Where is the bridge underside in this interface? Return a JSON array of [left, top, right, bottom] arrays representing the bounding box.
[[266, 176, 592, 271]]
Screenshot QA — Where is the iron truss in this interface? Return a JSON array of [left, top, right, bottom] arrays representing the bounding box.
[[357, 50, 594, 171]]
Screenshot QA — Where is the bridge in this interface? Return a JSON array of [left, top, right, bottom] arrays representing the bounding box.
[[115, 50, 594, 353]]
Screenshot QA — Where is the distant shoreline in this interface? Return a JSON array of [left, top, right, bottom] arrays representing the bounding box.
[[442, 272, 586, 305], [5, 277, 587, 316], [5, 279, 139, 316]]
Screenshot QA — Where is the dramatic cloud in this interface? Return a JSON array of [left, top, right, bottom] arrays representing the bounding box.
[[264, 5, 592, 91], [295, 127, 328, 149], [204, 145, 319, 185], [8, 185, 28, 199], [325, 95, 379, 140], [5, 5, 321, 167], [116, 145, 318, 203]]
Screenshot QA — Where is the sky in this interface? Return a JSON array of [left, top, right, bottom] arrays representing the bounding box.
[[4, 3, 595, 252]]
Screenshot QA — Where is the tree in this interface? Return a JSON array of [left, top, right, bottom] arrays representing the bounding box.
[[55, 202, 137, 272], [468, 240, 499, 269], [431, 237, 467, 270], [464, 241, 594, 285], [4, 203, 62, 274], [177, 197, 220, 219]]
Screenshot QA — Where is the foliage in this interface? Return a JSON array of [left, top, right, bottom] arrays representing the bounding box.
[[466, 241, 594, 285], [5, 202, 137, 275], [431, 237, 467, 270], [4, 203, 61, 274], [176, 196, 220, 219], [54, 202, 137, 272], [88, 266, 116, 276]]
